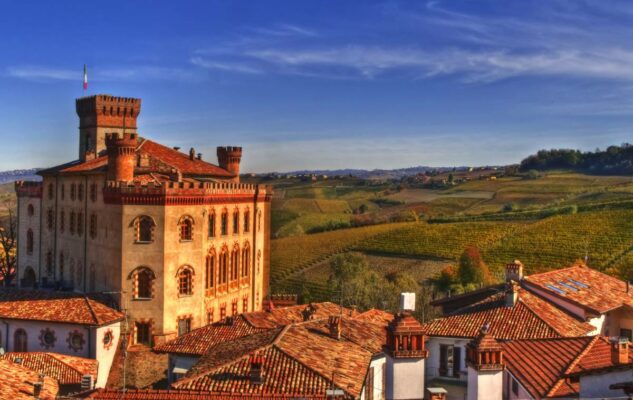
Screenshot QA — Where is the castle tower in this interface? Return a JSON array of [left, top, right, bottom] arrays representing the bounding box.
[[385, 293, 428, 400], [217, 146, 242, 182], [76, 95, 141, 160], [105, 132, 138, 182], [466, 324, 504, 400]]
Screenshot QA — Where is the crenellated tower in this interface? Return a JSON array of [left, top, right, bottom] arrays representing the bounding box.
[[217, 146, 242, 182], [105, 132, 138, 182], [76, 95, 141, 160]]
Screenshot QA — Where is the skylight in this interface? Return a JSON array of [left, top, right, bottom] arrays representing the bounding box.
[[546, 284, 567, 295], [558, 281, 579, 292], [568, 279, 589, 289]]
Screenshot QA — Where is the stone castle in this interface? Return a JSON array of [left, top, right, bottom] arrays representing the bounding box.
[[14, 94, 271, 345]]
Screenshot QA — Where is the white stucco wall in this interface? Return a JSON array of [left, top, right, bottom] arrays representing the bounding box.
[[92, 322, 121, 388], [580, 369, 633, 398], [467, 367, 503, 400], [503, 370, 533, 400], [360, 355, 386, 400], [385, 355, 425, 399], [426, 337, 468, 380], [1, 319, 91, 357]]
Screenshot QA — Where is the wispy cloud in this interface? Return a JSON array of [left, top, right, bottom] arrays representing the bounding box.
[[248, 24, 317, 38], [190, 57, 263, 75], [5, 65, 199, 82]]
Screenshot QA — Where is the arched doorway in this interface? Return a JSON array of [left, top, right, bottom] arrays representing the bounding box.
[[22, 267, 36, 288], [14, 329, 27, 352]]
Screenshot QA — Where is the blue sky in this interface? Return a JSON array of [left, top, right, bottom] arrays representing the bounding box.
[[2, 0, 633, 172]]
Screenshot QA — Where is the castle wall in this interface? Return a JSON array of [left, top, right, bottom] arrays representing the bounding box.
[[16, 193, 41, 286]]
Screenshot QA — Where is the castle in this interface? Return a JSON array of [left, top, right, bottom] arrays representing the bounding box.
[[14, 94, 271, 346]]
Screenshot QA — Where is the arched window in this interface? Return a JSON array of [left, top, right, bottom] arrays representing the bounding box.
[[47, 208, 54, 231], [179, 216, 194, 241], [77, 212, 84, 237], [130, 267, 155, 299], [59, 252, 65, 280], [243, 209, 250, 233], [221, 209, 228, 236], [178, 266, 193, 296], [90, 214, 97, 239], [69, 211, 76, 235], [90, 183, 97, 202], [232, 209, 239, 235], [258, 209, 262, 232], [241, 243, 250, 279], [208, 211, 216, 238], [230, 245, 239, 281], [46, 251, 53, 275], [26, 229, 34, 254], [219, 247, 228, 286], [14, 329, 27, 352], [206, 250, 216, 291], [27, 204, 34, 217], [135, 216, 155, 243]]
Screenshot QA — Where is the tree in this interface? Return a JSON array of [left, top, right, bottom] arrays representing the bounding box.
[[435, 265, 459, 292], [0, 206, 17, 286], [457, 246, 493, 287]]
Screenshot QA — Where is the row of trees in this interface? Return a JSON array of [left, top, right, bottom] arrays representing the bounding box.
[[520, 143, 633, 174]]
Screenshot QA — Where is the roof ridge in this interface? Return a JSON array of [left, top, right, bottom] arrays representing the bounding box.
[[46, 353, 86, 376], [562, 335, 601, 376], [83, 296, 100, 325]]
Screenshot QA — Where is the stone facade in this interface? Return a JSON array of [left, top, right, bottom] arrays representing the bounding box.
[[15, 94, 271, 345]]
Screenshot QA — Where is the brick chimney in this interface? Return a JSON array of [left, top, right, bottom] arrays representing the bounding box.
[[505, 260, 524, 282], [105, 132, 137, 182], [301, 304, 317, 321], [249, 354, 265, 385], [425, 388, 447, 400], [505, 281, 519, 308], [189, 147, 196, 161], [328, 316, 342, 340], [611, 337, 630, 365], [466, 324, 504, 400]]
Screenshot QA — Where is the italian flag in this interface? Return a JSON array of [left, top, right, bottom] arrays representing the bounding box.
[[83, 64, 88, 90]]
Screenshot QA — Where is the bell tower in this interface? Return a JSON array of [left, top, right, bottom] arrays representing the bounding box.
[[76, 95, 141, 161]]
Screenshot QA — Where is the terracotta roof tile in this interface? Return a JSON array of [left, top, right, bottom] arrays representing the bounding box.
[[566, 336, 633, 375], [0, 352, 98, 385], [75, 389, 328, 399], [174, 316, 384, 398], [0, 357, 59, 399], [155, 302, 356, 356], [353, 309, 394, 325], [501, 337, 592, 399], [139, 140, 233, 178], [423, 287, 594, 340], [524, 264, 633, 314], [0, 289, 124, 326]]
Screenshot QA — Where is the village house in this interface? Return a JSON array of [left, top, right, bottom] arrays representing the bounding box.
[[14, 94, 272, 347], [0, 289, 122, 388]]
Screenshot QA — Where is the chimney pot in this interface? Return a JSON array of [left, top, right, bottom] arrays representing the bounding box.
[[505, 260, 524, 282], [611, 337, 629, 365], [189, 148, 196, 160], [328, 316, 342, 340], [197, 153, 202, 160], [505, 281, 519, 308]]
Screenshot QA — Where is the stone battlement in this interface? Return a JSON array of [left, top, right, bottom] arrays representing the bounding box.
[[14, 180, 42, 198], [76, 94, 141, 129]]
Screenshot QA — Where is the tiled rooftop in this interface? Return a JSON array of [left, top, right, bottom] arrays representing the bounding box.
[[502, 335, 633, 399], [75, 389, 329, 399], [524, 264, 633, 314], [0, 357, 59, 399], [41, 138, 234, 178], [0, 352, 98, 385], [422, 286, 594, 340], [0, 289, 124, 326], [155, 302, 378, 356], [173, 315, 387, 398]]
